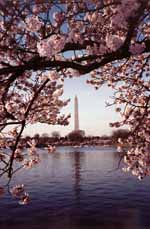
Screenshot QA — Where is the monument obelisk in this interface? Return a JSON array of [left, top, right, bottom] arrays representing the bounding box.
[[74, 96, 79, 131]]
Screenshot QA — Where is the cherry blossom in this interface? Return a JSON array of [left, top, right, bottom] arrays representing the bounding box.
[[106, 34, 124, 51], [37, 35, 65, 57], [0, 0, 149, 203], [26, 16, 43, 32], [129, 43, 146, 55], [10, 184, 25, 198], [53, 87, 63, 98], [19, 192, 30, 205]]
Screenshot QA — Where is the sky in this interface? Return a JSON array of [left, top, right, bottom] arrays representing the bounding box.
[[23, 75, 120, 137]]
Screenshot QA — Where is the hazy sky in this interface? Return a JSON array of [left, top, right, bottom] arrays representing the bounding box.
[[24, 75, 120, 137]]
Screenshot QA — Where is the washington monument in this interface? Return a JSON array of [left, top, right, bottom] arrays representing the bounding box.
[[74, 96, 79, 131]]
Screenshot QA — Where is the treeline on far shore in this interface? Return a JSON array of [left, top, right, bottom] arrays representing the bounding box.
[[21, 129, 130, 148], [1, 129, 130, 149]]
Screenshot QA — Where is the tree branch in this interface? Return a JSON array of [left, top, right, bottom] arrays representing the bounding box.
[[8, 78, 50, 178], [0, 39, 149, 77]]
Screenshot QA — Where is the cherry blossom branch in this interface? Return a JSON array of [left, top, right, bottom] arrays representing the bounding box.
[[123, 0, 148, 49], [8, 78, 50, 178], [0, 121, 22, 127], [0, 41, 149, 79]]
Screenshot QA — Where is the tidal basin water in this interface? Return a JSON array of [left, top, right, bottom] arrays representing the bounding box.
[[1, 146, 150, 229]]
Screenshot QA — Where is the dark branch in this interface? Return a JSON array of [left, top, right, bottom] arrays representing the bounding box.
[[0, 39, 149, 77]]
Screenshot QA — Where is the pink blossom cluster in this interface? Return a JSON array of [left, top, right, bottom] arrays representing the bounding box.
[[53, 12, 65, 26], [129, 43, 146, 55], [10, 184, 30, 205], [26, 16, 43, 32], [106, 34, 124, 51], [111, 0, 140, 29], [37, 35, 65, 57], [88, 53, 150, 179]]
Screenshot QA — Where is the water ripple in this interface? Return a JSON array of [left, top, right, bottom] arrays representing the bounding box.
[[0, 146, 150, 229]]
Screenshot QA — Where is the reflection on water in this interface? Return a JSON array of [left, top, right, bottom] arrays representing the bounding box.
[[0, 146, 150, 229]]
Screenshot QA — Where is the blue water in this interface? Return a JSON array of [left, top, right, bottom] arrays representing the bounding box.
[[0, 146, 150, 229]]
